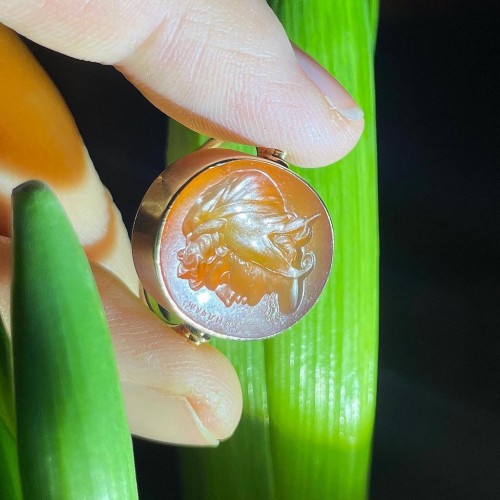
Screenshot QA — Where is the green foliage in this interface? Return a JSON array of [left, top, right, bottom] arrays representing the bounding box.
[[0, 181, 138, 499], [169, 1, 379, 498], [0, 316, 21, 500]]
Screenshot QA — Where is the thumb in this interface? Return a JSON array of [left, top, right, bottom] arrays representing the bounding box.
[[0, 0, 363, 167]]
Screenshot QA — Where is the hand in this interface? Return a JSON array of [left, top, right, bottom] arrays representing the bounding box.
[[0, 0, 363, 446]]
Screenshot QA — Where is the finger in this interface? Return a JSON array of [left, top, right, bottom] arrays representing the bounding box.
[[0, 25, 138, 293], [0, 237, 242, 445], [0, 0, 364, 167], [91, 264, 242, 445]]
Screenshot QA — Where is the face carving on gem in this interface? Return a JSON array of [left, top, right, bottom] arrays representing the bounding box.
[[177, 170, 320, 314]]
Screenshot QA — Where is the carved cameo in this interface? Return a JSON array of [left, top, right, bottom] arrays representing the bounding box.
[[177, 170, 319, 314]]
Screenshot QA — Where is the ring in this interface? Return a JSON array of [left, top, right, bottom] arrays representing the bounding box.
[[131, 141, 334, 343]]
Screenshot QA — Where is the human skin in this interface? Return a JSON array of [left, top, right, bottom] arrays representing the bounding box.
[[0, 0, 363, 445]]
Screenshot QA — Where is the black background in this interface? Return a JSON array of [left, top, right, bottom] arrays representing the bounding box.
[[25, 0, 499, 498]]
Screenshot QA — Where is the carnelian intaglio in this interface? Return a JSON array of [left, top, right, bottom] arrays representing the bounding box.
[[132, 149, 333, 340]]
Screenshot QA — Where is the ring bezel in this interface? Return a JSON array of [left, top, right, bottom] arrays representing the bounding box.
[[132, 147, 333, 341]]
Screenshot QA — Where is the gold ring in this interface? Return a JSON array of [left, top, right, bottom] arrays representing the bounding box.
[[131, 141, 334, 342]]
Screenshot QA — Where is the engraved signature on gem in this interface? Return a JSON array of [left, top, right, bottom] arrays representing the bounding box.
[[183, 301, 238, 330], [177, 170, 319, 314]]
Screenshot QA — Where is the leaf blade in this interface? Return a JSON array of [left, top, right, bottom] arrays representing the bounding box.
[[0, 313, 15, 438], [172, 1, 379, 498], [265, 1, 379, 497], [11, 181, 138, 499], [0, 316, 21, 500]]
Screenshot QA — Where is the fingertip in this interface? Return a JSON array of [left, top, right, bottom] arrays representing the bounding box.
[[121, 383, 221, 446], [275, 42, 365, 167], [285, 108, 365, 168], [292, 43, 363, 121], [182, 342, 243, 441]]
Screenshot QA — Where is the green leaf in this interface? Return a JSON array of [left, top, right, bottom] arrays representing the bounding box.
[[0, 415, 22, 500], [0, 313, 15, 438], [170, 1, 379, 498], [0, 316, 21, 500], [11, 181, 138, 500], [178, 341, 277, 500]]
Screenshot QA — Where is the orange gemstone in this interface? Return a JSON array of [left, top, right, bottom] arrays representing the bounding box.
[[155, 156, 333, 340]]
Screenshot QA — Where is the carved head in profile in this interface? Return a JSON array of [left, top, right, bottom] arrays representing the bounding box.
[[177, 170, 319, 314]]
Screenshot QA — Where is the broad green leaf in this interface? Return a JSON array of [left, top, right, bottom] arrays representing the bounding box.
[[11, 181, 138, 499], [0, 316, 21, 500], [170, 1, 379, 498], [0, 314, 14, 437], [264, 1, 379, 497], [0, 416, 22, 500]]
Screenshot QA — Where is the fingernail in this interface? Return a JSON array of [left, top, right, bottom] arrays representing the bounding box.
[[292, 43, 364, 121], [121, 381, 219, 446]]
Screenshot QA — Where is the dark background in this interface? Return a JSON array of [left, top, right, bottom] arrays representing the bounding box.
[[26, 1, 499, 498], [371, 2, 499, 498]]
